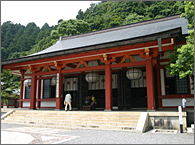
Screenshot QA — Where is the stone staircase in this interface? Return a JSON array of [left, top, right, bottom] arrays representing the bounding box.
[[1, 110, 141, 132], [187, 124, 194, 134]]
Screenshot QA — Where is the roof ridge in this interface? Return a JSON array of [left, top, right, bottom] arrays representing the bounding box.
[[61, 14, 181, 41]]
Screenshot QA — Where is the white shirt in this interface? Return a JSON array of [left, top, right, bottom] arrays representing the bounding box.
[[65, 94, 71, 102], [182, 98, 186, 106]]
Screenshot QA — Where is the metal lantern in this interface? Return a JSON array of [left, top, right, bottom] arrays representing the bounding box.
[[126, 68, 142, 80], [85, 72, 100, 83], [24, 79, 31, 88]]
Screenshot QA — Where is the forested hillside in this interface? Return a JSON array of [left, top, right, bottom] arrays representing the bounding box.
[[1, 1, 185, 60], [77, 1, 185, 31], [1, 22, 57, 60]]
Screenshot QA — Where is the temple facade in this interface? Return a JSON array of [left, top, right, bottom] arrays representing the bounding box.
[[2, 15, 194, 110]]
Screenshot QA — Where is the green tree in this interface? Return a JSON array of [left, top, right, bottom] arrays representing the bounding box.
[[76, 9, 84, 20], [57, 19, 90, 36], [1, 69, 20, 105], [166, 1, 194, 89], [123, 13, 144, 25], [58, 19, 63, 25]]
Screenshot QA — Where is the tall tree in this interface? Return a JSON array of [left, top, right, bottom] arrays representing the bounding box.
[[166, 1, 194, 89], [1, 70, 20, 105]]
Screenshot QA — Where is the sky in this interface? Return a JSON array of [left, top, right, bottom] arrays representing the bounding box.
[[1, 1, 100, 28]]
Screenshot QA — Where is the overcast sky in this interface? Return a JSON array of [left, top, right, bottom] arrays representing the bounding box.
[[1, 1, 100, 28]]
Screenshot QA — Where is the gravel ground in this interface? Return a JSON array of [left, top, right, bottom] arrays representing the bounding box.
[[1, 123, 194, 144]]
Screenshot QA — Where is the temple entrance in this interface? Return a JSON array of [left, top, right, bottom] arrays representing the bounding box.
[[62, 91, 77, 108], [87, 89, 118, 109], [88, 90, 105, 108], [131, 87, 147, 108]]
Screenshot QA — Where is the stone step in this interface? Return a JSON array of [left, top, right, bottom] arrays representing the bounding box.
[[13, 115, 140, 119], [2, 110, 140, 131], [13, 112, 141, 118], [187, 128, 194, 134], [1, 120, 136, 131], [191, 124, 194, 129], [3, 119, 138, 127], [15, 111, 141, 117], [14, 110, 141, 113], [1, 121, 136, 132], [5, 117, 139, 124], [7, 115, 140, 121], [8, 114, 140, 119]]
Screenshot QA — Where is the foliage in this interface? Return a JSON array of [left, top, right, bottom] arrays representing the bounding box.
[[76, 1, 185, 31], [166, 1, 194, 89], [1, 69, 20, 104], [123, 13, 144, 25], [57, 19, 90, 36], [1, 21, 57, 60]]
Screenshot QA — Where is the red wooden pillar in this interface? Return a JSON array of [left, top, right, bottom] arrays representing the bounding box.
[[30, 73, 37, 109], [37, 77, 41, 108], [105, 63, 112, 111], [59, 72, 63, 109], [19, 69, 26, 108], [156, 56, 162, 108], [56, 71, 63, 110], [19, 79, 24, 108], [146, 59, 155, 110]]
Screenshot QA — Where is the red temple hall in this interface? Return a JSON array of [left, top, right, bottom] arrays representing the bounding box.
[[2, 15, 194, 110]]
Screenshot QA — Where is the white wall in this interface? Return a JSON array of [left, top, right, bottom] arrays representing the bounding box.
[[40, 101, 56, 107], [162, 98, 194, 107], [64, 77, 78, 91], [23, 102, 30, 107]]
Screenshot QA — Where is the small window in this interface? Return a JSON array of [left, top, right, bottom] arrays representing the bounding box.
[[43, 79, 55, 98], [25, 87, 31, 99], [165, 69, 189, 95]]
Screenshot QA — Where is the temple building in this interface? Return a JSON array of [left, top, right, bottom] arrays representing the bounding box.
[[2, 14, 194, 111]]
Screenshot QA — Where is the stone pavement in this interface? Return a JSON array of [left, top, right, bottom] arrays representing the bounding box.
[[1, 123, 194, 144]]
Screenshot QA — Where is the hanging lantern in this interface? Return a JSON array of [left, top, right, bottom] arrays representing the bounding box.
[[85, 72, 100, 83], [51, 76, 57, 85], [24, 79, 31, 88], [126, 68, 142, 80], [51, 76, 65, 86]]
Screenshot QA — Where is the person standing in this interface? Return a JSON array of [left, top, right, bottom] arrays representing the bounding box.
[[64, 92, 72, 111], [91, 95, 96, 110], [182, 95, 191, 112]]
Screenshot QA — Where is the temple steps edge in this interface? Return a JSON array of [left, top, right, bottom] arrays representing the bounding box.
[[2, 110, 142, 132]]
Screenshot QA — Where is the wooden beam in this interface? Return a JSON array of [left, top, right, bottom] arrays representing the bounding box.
[[62, 65, 105, 74], [111, 60, 146, 69], [66, 64, 77, 68]]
